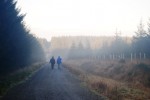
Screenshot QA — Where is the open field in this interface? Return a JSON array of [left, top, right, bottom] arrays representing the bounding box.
[[63, 59, 150, 100]]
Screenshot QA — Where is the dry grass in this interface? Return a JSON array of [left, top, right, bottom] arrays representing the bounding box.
[[63, 59, 150, 100]]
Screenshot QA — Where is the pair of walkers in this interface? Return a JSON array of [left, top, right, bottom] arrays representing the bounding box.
[[49, 56, 62, 69]]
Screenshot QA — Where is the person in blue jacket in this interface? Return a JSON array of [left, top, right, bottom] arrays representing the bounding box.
[[57, 56, 62, 69]]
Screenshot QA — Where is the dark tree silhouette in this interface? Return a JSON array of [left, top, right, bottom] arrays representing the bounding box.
[[105, 31, 130, 57], [132, 20, 150, 58], [0, 0, 45, 74], [147, 18, 150, 36]]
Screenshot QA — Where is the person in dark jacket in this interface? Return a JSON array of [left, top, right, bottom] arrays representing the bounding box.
[[57, 56, 62, 69], [50, 56, 55, 69]]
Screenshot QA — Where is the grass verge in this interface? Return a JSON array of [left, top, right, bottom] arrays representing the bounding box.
[[0, 62, 45, 99]]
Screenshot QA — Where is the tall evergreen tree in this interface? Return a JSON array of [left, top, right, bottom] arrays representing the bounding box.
[[0, 0, 45, 74], [132, 20, 150, 58], [135, 20, 147, 38], [110, 31, 129, 55], [147, 18, 150, 36]]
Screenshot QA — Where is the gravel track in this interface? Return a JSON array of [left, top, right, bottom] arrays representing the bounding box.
[[2, 64, 105, 100]]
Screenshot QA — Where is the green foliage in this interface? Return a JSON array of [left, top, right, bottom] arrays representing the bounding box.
[[0, 0, 45, 74]]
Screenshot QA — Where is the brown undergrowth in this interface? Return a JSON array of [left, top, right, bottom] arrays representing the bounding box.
[[63, 59, 150, 100]]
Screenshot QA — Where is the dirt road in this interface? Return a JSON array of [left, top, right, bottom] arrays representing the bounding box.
[[2, 64, 105, 100]]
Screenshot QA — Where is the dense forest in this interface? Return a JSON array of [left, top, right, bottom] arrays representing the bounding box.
[[0, 0, 46, 75], [50, 19, 150, 60]]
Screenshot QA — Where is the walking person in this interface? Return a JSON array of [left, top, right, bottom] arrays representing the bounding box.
[[57, 56, 62, 69], [50, 56, 55, 69]]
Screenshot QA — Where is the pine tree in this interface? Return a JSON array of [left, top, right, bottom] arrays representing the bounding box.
[[147, 18, 150, 37], [135, 20, 147, 38], [0, 0, 45, 74], [132, 20, 150, 58]]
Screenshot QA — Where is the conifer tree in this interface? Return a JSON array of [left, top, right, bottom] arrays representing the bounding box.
[[0, 0, 45, 74]]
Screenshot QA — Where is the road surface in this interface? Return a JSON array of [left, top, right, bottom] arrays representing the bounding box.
[[2, 64, 105, 100]]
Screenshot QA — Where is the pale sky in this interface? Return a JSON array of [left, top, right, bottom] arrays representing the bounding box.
[[16, 0, 150, 40]]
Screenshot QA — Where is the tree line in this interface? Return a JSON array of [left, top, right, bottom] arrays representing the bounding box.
[[0, 0, 46, 75], [67, 19, 150, 60]]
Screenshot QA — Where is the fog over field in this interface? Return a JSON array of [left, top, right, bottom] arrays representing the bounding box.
[[49, 34, 150, 99], [1, 0, 150, 100]]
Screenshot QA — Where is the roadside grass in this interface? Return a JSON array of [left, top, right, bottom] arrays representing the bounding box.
[[0, 62, 45, 98], [63, 59, 150, 100]]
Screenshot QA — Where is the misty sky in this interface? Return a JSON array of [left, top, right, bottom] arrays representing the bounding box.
[[16, 0, 150, 40]]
